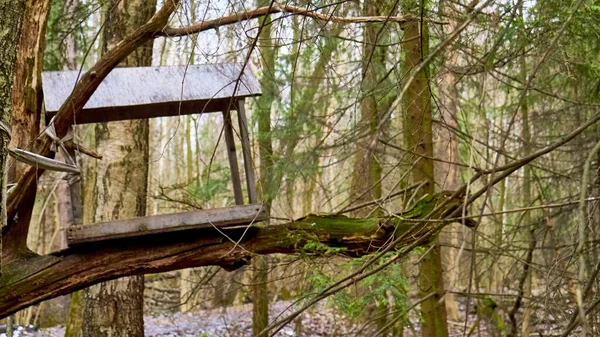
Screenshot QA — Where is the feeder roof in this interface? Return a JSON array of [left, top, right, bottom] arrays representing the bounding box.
[[42, 63, 261, 124]]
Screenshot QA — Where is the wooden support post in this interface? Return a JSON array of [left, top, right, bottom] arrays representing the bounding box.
[[237, 99, 258, 204], [54, 128, 83, 250], [222, 104, 244, 205], [67, 174, 83, 225], [66, 129, 83, 226]]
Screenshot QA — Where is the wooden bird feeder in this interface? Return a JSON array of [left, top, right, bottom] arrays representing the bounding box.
[[41, 64, 266, 246]]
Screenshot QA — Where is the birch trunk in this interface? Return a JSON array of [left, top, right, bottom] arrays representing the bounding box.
[[82, 1, 156, 336]]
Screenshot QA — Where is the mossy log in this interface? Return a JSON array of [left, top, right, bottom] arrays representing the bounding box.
[[0, 192, 467, 318]]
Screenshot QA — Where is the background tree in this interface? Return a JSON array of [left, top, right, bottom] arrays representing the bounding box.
[[400, 10, 449, 337]]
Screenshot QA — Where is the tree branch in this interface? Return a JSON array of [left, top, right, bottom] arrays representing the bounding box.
[[160, 4, 446, 37], [0, 211, 459, 318]]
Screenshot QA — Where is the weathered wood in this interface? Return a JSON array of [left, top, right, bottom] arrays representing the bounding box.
[[67, 175, 83, 225], [0, 191, 469, 318], [222, 104, 244, 205], [67, 204, 267, 245], [42, 64, 261, 124], [66, 131, 83, 226], [237, 99, 258, 204], [6, 1, 181, 259]]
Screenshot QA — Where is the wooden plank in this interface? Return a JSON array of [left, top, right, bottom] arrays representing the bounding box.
[[47, 99, 232, 124], [222, 104, 244, 205], [67, 204, 268, 245], [237, 99, 258, 204]]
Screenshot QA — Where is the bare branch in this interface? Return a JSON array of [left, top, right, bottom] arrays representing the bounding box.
[[160, 4, 446, 37]]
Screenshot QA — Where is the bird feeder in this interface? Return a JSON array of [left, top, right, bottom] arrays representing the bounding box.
[[41, 64, 266, 245]]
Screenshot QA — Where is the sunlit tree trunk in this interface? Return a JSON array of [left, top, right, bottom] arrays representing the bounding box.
[[82, 1, 156, 336], [401, 19, 449, 337]]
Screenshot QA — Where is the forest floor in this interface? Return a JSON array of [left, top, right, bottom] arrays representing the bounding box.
[[19, 299, 506, 337], [27, 301, 363, 337]]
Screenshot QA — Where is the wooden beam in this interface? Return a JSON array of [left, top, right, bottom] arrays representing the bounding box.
[[237, 99, 258, 204], [46, 99, 232, 124], [67, 204, 268, 245], [222, 104, 244, 205]]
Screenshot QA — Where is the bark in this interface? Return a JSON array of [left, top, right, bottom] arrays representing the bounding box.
[[401, 19, 449, 337], [515, 5, 533, 336], [252, 255, 269, 337], [254, 2, 277, 333], [82, 1, 155, 337], [351, 2, 388, 334], [350, 3, 384, 217], [8, 0, 49, 183], [4, 0, 51, 260], [0, 193, 468, 318], [63, 0, 79, 71], [64, 290, 83, 337], [0, 0, 27, 277], [436, 2, 461, 322]]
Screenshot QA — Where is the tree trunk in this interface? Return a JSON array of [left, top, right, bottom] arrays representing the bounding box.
[[0, 0, 27, 271], [351, 2, 389, 334], [6, 0, 50, 279], [518, 4, 533, 335], [401, 19, 449, 337], [82, 1, 156, 336], [8, 0, 48, 184], [350, 3, 384, 219], [253, 1, 277, 333], [0, 4, 26, 330], [64, 290, 83, 337], [61, 0, 83, 334], [436, 1, 461, 322]]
